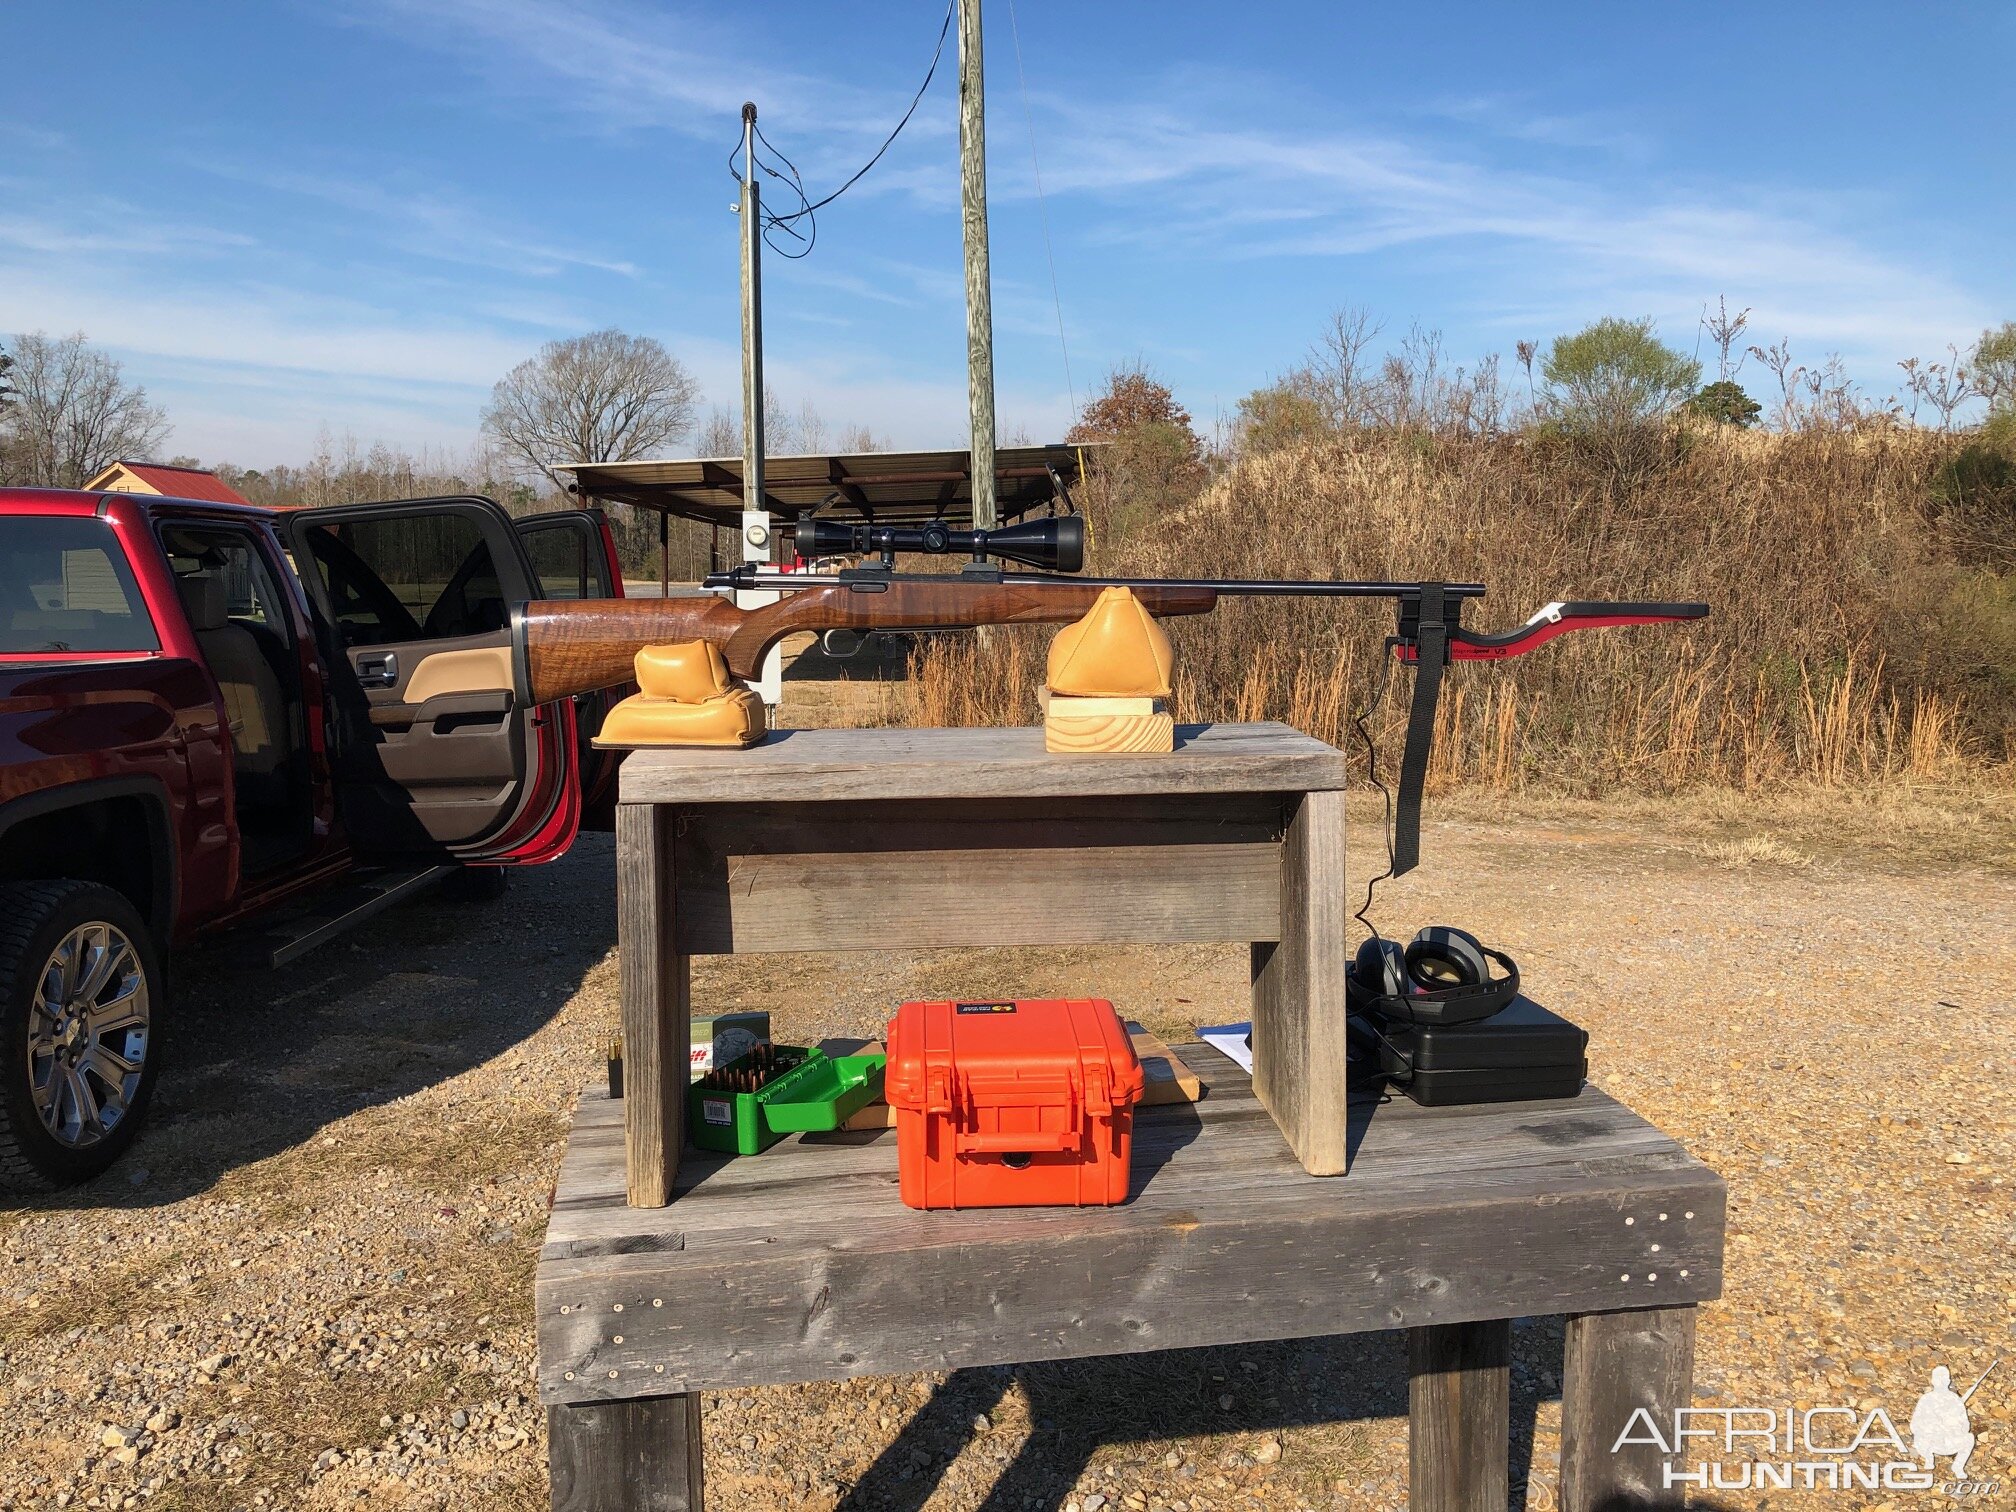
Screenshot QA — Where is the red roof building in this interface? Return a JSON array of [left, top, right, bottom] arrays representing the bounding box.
[[86, 460, 253, 506]]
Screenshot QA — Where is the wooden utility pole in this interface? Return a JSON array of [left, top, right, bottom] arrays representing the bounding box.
[[739, 101, 767, 535], [958, 0, 997, 531], [737, 101, 782, 703]]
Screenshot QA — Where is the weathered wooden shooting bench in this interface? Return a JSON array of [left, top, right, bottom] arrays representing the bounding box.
[[538, 724, 1725, 1510]]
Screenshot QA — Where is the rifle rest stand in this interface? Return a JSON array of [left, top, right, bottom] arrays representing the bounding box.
[[594, 639, 767, 749]]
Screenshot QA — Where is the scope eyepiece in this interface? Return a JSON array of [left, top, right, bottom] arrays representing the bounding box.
[[793, 514, 1084, 573]]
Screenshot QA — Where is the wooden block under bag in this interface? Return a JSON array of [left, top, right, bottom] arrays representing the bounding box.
[[1042, 692, 1174, 753]]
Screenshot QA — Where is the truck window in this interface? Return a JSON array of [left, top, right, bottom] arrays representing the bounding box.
[[298, 513, 507, 647], [522, 522, 595, 599], [160, 524, 292, 639], [0, 517, 160, 654]]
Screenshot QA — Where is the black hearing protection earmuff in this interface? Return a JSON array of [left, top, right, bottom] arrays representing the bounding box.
[[1348, 925, 1519, 1026]]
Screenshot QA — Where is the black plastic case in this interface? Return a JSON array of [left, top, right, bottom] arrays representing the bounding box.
[[1347, 994, 1588, 1106]]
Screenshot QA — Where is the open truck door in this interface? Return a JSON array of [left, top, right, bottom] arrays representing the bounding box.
[[513, 508, 626, 830], [280, 496, 579, 865]]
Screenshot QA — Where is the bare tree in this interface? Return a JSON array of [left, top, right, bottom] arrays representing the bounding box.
[[793, 398, 829, 455], [695, 406, 740, 458], [1747, 339, 1805, 429], [1, 331, 171, 488], [1700, 297, 1751, 383], [1899, 345, 1980, 431], [1305, 305, 1383, 428], [1514, 339, 1539, 410], [761, 385, 794, 455], [837, 423, 890, 452], [480, 329, 699, 489]]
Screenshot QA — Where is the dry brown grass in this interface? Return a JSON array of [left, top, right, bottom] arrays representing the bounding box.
[[903, 428, 2015, 794]]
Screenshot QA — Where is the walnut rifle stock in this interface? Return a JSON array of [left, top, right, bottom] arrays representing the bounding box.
[[513, 578, 1222, 705]]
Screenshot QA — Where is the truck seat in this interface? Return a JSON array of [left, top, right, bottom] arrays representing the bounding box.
[[177, 574, 290, 778]]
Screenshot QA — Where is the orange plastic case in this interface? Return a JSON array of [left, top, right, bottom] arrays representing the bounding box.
[[884, 998, 1146, 1210]]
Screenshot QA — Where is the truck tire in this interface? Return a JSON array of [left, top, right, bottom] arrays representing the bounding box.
[[0, 881, 163, 1192], [443, 865, 510, 902]]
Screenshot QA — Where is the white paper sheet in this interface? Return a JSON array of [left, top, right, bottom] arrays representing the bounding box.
[[1197, 1021, 1254, 1072]]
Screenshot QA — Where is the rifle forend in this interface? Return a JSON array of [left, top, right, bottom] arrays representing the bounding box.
[[512, 576, 1221, 705]]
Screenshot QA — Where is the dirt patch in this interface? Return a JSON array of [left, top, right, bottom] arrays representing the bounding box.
[[2, 797, 2010, 1510]]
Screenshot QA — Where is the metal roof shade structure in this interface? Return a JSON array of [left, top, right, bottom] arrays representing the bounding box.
[[557, 443, 1095, 533]]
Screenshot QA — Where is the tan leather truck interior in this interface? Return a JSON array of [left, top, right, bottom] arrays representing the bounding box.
[[177, 572, 289, 778]]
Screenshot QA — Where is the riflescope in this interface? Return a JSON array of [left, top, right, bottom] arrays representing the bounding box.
[[793, 514, 1085, 573]]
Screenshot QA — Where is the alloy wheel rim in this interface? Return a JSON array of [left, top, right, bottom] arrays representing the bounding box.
[[28, 921, 150, 1149]]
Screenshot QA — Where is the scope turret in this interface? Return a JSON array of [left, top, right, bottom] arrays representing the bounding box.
[[793, 514, 1085, 573]]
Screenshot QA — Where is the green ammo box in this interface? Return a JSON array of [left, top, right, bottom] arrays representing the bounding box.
[[687, 1048, 888, 1155]]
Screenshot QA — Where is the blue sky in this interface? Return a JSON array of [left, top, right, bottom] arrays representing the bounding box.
[[3, 1, 2010, 466]]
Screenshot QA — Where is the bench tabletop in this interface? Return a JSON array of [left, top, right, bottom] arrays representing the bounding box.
[[538, 1046, 1725, 1402], [616, 721, 1350, 804]]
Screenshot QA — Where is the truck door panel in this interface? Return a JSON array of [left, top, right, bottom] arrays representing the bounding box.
[[280, 497, 573, 861], [514, 509, 626, 830]]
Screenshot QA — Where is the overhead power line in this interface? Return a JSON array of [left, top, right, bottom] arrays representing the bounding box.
[[729, 0, 956, 260]]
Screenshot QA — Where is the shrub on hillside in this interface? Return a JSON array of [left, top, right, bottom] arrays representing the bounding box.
[[1686, 380, 1763, 428], [909, 427, 2014, 788]]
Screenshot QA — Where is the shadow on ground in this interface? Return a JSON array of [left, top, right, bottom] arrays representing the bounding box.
[[3, 833, 619, 1214], [836, 1320, 1575, 1511]]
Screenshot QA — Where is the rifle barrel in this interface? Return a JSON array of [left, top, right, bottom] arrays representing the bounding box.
[[706, 569, 1486, 599], [1002, 574, 1487, 598]]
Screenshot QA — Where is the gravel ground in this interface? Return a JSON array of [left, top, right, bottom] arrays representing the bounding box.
[[1, 793, 2010, 1511]]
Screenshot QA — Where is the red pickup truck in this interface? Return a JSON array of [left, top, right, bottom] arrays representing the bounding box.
[[0, 487, 627, 1190]]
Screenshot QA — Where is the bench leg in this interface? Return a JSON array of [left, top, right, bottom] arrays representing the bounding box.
[[548, 1393, 704, 1512], [618, 802, 688, 1208], [1560, 1304, 1698, 1512], [1409, 1319, 1510, 1512]]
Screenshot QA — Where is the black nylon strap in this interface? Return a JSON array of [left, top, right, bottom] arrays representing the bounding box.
[[1392, 583, 1447, 877]]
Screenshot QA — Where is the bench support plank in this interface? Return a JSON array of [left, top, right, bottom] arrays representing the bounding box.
[[1250, 787, 1352, 1174], [548, 1393, 703, 1512], [1560, 1303, 1699, 1512], [1409, 1319, 1510, 1512]]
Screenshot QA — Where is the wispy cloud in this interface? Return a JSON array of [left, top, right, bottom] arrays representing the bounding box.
[[1011, 89, 1994, 369], [0, 206, 257, 259], [186, 159, 640, 278], [5, 1, 1998, 465], [331, 0, 959, 160]]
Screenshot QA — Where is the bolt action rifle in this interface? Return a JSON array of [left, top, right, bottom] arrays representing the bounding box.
[[512, 514, 1706, 872]]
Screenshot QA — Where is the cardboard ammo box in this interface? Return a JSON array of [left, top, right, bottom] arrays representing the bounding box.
[[689, 1011, 770, 1081]]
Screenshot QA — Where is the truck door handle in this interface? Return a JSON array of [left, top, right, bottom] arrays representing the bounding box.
[[356, 652, 399, 687]]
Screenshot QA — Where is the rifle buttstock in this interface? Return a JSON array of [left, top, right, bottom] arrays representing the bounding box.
[[515, 580, 1221, 704]]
